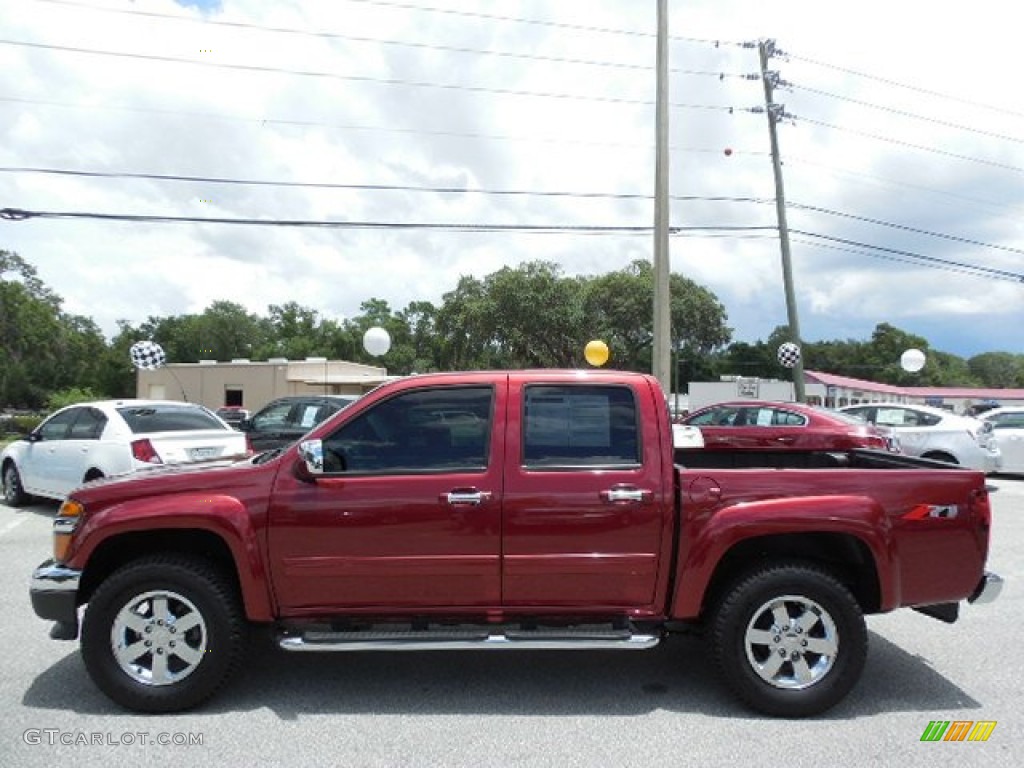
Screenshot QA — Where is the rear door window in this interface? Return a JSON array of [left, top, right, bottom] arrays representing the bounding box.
[[522, 385, 640, 468], [68, 407, 108, 439]]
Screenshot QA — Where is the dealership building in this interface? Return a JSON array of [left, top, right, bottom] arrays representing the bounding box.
[[136, 358, 389, 414]]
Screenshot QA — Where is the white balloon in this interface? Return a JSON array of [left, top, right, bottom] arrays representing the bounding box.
[[363, 326, 391, 357], [900, 348, 926, 372]]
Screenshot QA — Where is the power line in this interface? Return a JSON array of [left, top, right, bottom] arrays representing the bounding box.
[[786, 157, 1017, 217], [0, 94, 747, 154], [788, 202, 1024, 258], [790, 236, 1008, 282], [0, 39, 741, 112], [33, 0, 748, 48], [0, 165, 769, 205], [30, 0, 745, 78], [791, 229, 1024, 283], [793, 85, 1024, 145], [0, 207, 774, 234], [787, 51, 1024, 120], [796, 116, 1024, 174]]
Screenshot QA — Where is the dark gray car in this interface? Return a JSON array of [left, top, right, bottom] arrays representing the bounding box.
[[240, 395, 358, 452]]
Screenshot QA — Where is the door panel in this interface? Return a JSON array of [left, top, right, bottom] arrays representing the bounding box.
[[501, 379, 669, 610], [268, 382, 503, 614]]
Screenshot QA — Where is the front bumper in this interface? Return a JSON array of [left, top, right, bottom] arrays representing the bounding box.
[[30, 559, 81, 625], [968, 571, 1003, 605]]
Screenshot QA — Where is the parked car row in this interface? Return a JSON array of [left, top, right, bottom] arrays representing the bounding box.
[[2, 394, 364, 507], [677, 399, 1020, 475], [3, 393, 1021, 510]]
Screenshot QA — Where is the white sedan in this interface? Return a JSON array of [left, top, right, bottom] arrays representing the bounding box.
[[839, 402, 1001, 472], [979, 407, 1024, 475], [1, 400, 247, 505]]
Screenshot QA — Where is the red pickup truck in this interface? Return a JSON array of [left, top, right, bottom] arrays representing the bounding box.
[[29, 370, 1002, 717]]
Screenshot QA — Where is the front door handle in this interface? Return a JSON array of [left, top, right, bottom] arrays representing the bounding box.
[[600, 486, 652, 503], [443, 489, 492, 506]]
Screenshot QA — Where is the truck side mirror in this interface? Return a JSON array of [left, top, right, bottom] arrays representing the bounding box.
[[298, 439, 324, 475]]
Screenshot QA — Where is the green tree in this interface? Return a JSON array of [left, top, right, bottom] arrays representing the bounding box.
[[968, 352, 1023, 387], [1, 250, 109, 407], [585, 260, 731, 373]]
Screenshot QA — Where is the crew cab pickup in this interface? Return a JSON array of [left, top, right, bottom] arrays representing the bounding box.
[[29, 370, 1002, 717]]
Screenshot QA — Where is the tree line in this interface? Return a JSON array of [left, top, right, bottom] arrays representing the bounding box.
[[2, 248, 1022, 410]]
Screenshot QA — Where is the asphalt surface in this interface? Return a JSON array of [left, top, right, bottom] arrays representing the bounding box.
[[1, 477, 1021, 767]]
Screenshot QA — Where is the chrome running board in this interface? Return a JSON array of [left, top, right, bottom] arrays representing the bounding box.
[[278, 624, 660, 652]]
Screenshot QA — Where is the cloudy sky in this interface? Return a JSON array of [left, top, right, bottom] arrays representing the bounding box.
[[1, 0, 1022, 360]]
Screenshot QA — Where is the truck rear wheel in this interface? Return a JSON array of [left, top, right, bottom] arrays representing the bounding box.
[[81, 554, 247, 713], [710, 561, 867, 717]]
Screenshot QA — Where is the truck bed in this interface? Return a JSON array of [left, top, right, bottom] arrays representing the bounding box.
[[675, 447, 972, 471]]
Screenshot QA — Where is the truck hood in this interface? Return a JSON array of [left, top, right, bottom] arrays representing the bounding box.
[[69, 453, 280, 506]]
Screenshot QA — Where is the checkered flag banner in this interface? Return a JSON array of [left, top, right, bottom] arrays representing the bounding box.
[[130, 340, 167, 370], [777, 342, 801, 369]]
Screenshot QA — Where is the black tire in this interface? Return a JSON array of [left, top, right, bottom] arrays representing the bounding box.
[[81, 554, 248, 713], [922, 451, 958, 465], [710, 561, 867, 718], [2, 462, 29, 507]]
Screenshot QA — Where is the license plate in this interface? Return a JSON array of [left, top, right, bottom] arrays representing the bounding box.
[[189, 447, 218, 460]]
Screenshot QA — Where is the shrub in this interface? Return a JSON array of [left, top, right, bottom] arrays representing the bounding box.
[[45, 387, 99, 412], [5, 415, 43, 435]]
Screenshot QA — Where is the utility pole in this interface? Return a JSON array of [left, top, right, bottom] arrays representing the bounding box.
[[758, 39, 806, 402], [652, 0, 672, 393]]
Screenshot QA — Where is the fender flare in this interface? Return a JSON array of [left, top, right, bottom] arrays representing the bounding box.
[[70, 493, 274, 621], [671, 494, 899, 619]]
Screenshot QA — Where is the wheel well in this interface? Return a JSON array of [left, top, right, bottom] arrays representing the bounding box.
[[83, 468, 104, 482], [78, 530, 241, 606], [921, 451, 958, 464], [702, 533, 881, 618]]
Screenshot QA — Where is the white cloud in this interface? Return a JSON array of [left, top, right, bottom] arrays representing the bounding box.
[[0, 0, 1021, 358]]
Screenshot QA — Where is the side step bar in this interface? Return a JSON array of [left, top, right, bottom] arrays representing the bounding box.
[[279, 625, 661, 652]]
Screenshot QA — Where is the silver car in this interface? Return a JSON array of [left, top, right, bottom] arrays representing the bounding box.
[[978, 407, 1024, 475], [839, 403, 1001, 472]]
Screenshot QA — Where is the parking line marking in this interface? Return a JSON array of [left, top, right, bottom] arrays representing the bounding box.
[[0, 517, 28, 538]]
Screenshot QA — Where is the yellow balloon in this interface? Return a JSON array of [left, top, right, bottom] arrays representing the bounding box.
[[584, 340, 609, 367]]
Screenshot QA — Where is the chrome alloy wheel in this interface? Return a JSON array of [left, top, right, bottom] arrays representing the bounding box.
[[743, 594, 839, 690], [110, 590, 208, 686]]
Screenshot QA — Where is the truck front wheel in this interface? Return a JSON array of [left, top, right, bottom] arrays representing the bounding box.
[[81, 555, 247, 713], [710, 562, 867, 717]]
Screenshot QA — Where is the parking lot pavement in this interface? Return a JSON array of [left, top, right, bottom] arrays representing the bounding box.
[[1, 480, 1021, 768]]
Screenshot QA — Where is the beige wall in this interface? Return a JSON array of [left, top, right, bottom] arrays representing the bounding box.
[[136, 359, 388, 413]]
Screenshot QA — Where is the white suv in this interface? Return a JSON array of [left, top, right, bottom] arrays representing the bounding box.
[[839, 403, 1001, 472]]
